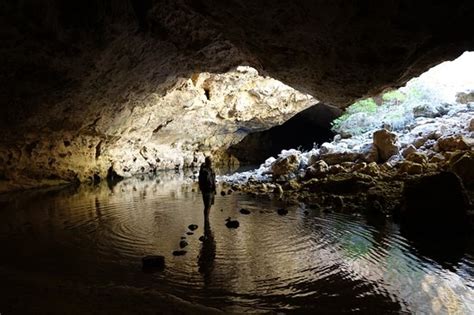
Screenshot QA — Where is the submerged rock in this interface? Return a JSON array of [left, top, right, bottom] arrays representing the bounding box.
[[400, 172, 469, 232], [142, 255, 165, 271], [239, 208, 251, 215], [188, 224, 198, 231], [225, 217, 240, 228]]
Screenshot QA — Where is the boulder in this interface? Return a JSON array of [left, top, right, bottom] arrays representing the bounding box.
[[398, 161, 423, 175], [271, 154, 300, 177], [320, 173, 375, 194], [179, 240, 188, 249], [373, 129, 399, 162], [359, 143, 379, 163], [469, 118, 474, 132], [405, 152, 428, 165], [400, 172, 469, 232], [307, 154, 320, 166], [320, 152, 361, 165], [319, 142, 337, 155], [401, 145, 417, 158], [327, 164, 347, 175], [450, 151, 474, 187], [429, 153, 446, 164], [436, 135, 472, 152]]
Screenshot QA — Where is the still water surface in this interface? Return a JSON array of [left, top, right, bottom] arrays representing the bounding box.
[[0, 172, 473, 313]]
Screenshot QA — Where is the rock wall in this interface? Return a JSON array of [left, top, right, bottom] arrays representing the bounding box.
[[1, 0, 474, 190], [228, 103, 342, 164], [0, 65, 315, 191]]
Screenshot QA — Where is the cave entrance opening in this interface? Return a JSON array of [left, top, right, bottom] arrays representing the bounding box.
[[228, 51, 474, 166]]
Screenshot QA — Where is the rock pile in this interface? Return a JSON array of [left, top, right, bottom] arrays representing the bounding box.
[[220, 101, 473, 219]]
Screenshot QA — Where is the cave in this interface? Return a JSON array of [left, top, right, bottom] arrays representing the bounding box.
[[0, 1, 473, 314], [228, 103, 342, 164]]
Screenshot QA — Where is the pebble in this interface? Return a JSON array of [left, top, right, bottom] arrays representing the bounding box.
[[240, 208, 251, 215]]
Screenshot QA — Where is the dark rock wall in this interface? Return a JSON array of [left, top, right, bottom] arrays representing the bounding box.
[[229, 103, 342, 164], [1, 0, 474, 187]]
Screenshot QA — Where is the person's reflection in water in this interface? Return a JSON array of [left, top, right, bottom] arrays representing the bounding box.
[[198, 215, 216, 287]]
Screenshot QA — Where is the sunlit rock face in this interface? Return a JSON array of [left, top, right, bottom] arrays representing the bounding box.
[[0, 65, 315, 190], [1, 0, 474, 189]]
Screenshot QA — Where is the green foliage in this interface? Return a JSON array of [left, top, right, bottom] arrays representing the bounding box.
[[382, 90, 406, 105], [330, 79, 441, 137], [346, 98, 377, 114]]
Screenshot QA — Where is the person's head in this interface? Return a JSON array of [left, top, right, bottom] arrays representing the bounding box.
[[205, 156, 212, 167]]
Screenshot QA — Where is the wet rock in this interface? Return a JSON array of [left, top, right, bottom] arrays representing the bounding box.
[[173, 250, 187, 256], [179, 240, 188, 249], [225, 217, 240, 228], [271, 154, 300, 177], [469, 118, 474, 132], [400, 172, 469, 232], [188, 224, 198, 231], [405, 152, 428, 165], [186, 232, 194, 235], [450, 151, 474, 187], [304, 160, 329, 179], [239, 208, 251, 215], [273, 183, 283, 194], [282, 179, 301, 191], [142, 255, 165, 271], [199, 236, 205, 242], [303, 210, 309, 215], [401, 145, 417, 158], [227, 189, 233, 194], [398, 161, 424, 175], [373, 129, 399, 162], [220, 191, 226, 196], [277, 208, 288, 215], [436, 135, 472, 152], [319, 173, 375, 194]]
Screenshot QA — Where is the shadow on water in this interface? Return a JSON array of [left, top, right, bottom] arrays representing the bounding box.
[[0, 171, 473, 313]]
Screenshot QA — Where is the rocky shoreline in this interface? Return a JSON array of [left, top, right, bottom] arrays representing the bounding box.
[[220, 102, 474, 230]]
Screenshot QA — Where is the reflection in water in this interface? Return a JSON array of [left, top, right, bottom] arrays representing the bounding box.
[[0, 172, 472, 313], [198, 215, 216, 288]]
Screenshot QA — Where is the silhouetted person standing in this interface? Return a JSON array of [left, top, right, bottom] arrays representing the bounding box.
[[198, 156, 216, 219]]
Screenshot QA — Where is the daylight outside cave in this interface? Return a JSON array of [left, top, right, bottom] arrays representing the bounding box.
[[1, 1, 474, 314]]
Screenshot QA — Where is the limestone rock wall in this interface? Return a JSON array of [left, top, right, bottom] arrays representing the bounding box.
[[1, 0, 474, 190]]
